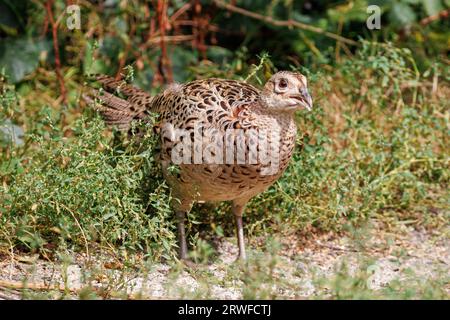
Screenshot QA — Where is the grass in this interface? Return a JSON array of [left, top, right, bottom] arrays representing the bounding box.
[[204, 42, 448, 240], [0, 113, 178, 261], [0, 41, 448, 299]]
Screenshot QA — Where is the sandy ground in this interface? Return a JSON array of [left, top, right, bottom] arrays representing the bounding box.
[[0, 225, 448, 300]]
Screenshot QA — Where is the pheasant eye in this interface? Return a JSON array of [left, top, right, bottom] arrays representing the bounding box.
[[278, 79, 288, 89]]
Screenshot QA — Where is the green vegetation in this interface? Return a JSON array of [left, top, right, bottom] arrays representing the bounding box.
[[0, 0, 448, 299]]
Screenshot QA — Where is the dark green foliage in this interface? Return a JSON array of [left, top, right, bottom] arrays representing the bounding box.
[[0, 1, 447, 282], [0, 39, 448, 261], [0, 1, 448, 83], [0, 37, 51, 83], [0, 108, 177, 260]]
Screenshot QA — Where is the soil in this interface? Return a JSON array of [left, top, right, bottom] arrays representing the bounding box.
[[0, 225, 448, 300]]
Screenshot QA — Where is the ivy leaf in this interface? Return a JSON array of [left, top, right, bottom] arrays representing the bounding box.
[[388, 2, 417, 28], [422, 0, 444, 16], [0, 37, 51, 83]]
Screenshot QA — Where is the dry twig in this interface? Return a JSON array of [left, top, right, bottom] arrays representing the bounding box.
[[45, 0, 68, 105], [156, 0, 174, 83], [0, 279, 160, 300], [214, 0, 359, 46], [420, 9, 449, 26]]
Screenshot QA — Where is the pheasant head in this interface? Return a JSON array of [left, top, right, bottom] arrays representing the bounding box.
[[260, 71, 313, 112]]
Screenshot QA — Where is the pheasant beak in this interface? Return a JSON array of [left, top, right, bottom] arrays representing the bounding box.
[[289, 88, 313, 111], [300, 87, 313, 111]]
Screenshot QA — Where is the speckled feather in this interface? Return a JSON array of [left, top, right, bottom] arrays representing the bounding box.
[[86, 75, 300, 210]]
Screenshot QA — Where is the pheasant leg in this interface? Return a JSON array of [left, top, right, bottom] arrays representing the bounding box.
[[176, 211, 189, 260], [233, 203, 247, 260]]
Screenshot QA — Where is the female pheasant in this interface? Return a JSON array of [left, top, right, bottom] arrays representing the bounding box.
[[85, 71, 312, 261]]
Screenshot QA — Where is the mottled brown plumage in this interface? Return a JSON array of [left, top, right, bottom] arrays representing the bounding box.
[[84, 71, 312, 261]]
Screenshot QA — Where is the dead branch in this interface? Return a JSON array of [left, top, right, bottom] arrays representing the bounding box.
[[420, 9, 450, 26], [0, 279, 77, 294], [147, 34, 195, 44], [169, 2, 192, 23], [0, 279, 160, 300], [156, 0, 173, 83], [45, 0, 68, 105], [214, 0, 359, 46]]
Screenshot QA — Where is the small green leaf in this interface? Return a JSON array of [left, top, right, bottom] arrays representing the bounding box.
[[388, 2, 417, 27], [422, 0, 444, 16], [0, 37, 51, 83]]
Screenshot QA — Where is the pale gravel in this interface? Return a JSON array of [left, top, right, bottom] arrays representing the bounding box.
[[0, 227, 448, 300]]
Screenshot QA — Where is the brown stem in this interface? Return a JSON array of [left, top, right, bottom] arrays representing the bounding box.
[[156, 0, 173, 83], [45, 0, 67, 105], [420, 9, 449, 26], [148, 34, 195, 44], [0, 279, 160, 299], [170, 2, 191, 22], [193, 0, 208, 61]]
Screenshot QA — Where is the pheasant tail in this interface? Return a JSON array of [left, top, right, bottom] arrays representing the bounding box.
[[83, 75, 154, 130]]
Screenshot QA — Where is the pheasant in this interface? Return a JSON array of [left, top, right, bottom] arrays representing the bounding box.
[[84, 71, 312, 261]]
